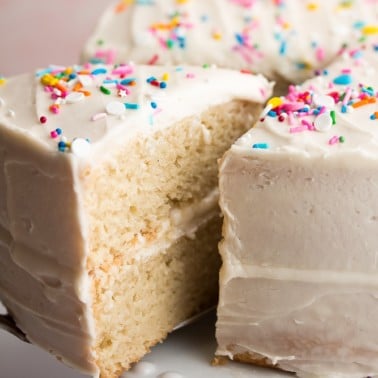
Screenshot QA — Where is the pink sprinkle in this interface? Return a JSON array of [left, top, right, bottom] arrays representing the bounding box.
[[112, 65, 134, 76], [328, 135, 339, 145], [288, 112, 296, 126], [186, 73, 196, 79], [290, 125, 307, 133], [91, 112, 107, 121], [341, 68, 352, 74], [315, 47, 325, 62], [342, 87, 352, 106], [301, 119, 315, 131], [50, 130, 58, 138], [148, 54, 159, 65]]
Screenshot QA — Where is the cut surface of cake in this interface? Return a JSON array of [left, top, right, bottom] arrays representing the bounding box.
[[216, 45, 378, 378], [82, 0, 378, 84], [0, 63, 271, 377]]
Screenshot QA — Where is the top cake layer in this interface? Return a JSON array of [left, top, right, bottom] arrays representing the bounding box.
[[83, 0, 378, 83]]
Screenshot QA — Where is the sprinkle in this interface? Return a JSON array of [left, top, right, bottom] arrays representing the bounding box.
[[125, 103, 140, 110], [362, 25, 378, 36], [328, 135, 339, 145], [100, 86, 111, 95], [49, 104, 60, 114], [162, 73, 170, 81], [91, 68, 108, 75], [268, 97, 283, 108], [160, 82, 167, 89], [39, 116, 47, 124], [252, 143, 269, 149], [370, 112, 378, 120], [314, 113, 332, 132], [147, 54, 159, 65], [91, 112, 107, 121], [339, 136, 345, 143], [50, 130, 58, 139], [333, 74, 352, 85], [66, 92, 85, 104], [330, 110, 336, 125], [71, 138, 91, 158], [0, 78, 6, 86], [352, 97, 376, 108], [58, 141, 66, 152], [151, 102, 157, 109], [106, 101, 126, 116]]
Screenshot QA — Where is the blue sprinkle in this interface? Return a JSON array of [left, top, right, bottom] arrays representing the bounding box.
[[267, 110, 277, 117], [279, 40, 287, 56], [146, 76, 156, 83], [160, 82, 167, 89], [351, 50, 363, 59], [353, 20, 365, 29], [341, 105, 348, 113], [56, 128, 62, 135], [120, 78, 136, 85], [252, 143, 269, 150], [91, 68, 107, 75], [35, 68, 52, 77], [124, 103, 140, 110], [103, 79, 118, 85], [151, 102, 157, 109], [333, 74, 352, 85], [175, 67, 184, 72], [374, 44, 378, 51], [200, 14, 209, 22], [235, 33, 245, 45], [58, 141, 66, 152], [370, 114, 376, 120], [69, 73, 77, 80], [89, 58, 105, 64], [362, 87, 374, 96], [323, 69, 329, 76]]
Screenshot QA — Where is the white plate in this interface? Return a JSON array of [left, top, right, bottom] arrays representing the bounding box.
[[0, 302, 290, 378]]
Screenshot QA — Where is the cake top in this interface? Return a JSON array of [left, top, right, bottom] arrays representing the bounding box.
[[0, 63, 271, 160], [233, 44, 378, 157], [83, 0, 378, 83]]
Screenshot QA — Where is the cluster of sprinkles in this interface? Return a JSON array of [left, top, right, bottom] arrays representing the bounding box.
[[33, 63, 206, 157], [90, 0, 378, 74], [253, 47, 378, 150]]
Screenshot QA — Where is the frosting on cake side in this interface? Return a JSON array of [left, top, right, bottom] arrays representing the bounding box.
[[217, 44, 378, 378]]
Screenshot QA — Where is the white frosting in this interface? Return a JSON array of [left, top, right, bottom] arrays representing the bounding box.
[[83, 0, 378, 83], [217, 46, 378, 377], [0, 63, 271, 374]]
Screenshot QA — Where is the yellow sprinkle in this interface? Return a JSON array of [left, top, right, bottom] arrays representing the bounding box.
[[0, 78, 6, 86], [176, 0, 189, 3], [162, 72, 170, 81], [283, 22, 291, 30], [212, 31, 222, 40], [338, 0, 353, 9], [64, 67, 73, 75], [268, 97, 283, 108], [362, 25, 378, 36], [41, 74, 58, 86], [307, 3, 318, 11]]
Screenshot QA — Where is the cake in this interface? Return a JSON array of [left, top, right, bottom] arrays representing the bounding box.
[[0, 63, 271, 377], [216, 44, 378, 377], [82, 0, 378, 85]]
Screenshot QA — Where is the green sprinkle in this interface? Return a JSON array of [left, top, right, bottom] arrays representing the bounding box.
[[100, 86, 111, 95], [202, 63, 210, 69], [97, 39, 104, 46], [330, 110, 336, 125], [339, 136, 345, 143], [166, 39, 174, 49]]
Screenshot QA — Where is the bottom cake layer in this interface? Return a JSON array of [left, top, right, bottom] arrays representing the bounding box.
[[93, 214, 222, 378], [0, 214, 222, 377]]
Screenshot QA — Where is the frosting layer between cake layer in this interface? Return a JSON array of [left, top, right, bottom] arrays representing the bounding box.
[[217, 45, 378, 377], [83, 0, 378, 83]]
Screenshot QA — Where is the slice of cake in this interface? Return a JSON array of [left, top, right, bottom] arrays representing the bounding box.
[[216, 45, 378, 377], [82, 0, 378, 84], [0, 63, 271, 377]]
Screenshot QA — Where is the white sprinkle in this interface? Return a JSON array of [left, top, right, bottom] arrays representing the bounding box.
[[78, 75, 94, 87], [312, 94, 335, 108], [71, 138, 91, 158], [91, 112, 107, 121], [66, 92, 85, 104], [129, 361, 156, 376], [314, 113, 332, 132], [7, 109, 15, 118], [0, 97, 5, 107], [106, 101, 126, 116]]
